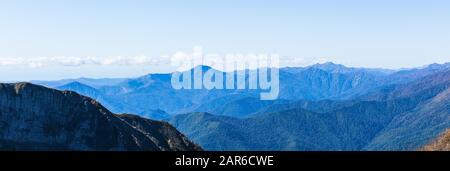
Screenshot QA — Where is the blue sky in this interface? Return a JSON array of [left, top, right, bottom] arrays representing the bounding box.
[[0, 0, 449, 81]]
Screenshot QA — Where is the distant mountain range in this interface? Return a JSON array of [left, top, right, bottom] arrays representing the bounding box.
[[32, 77, 127, 89], [171, 69, 450, 150], [0, 83, 201, 151], [20, 62, 450, 151], [34, 62, 450, 115]]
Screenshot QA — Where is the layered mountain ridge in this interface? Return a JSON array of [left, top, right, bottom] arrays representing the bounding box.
[[171, 69, 450, 150], [24, 62, 450, 151]]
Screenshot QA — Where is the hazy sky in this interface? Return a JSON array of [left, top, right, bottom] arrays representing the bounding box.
[[0, 0, 449, 81]]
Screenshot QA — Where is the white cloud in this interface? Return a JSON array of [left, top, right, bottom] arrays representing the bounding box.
[[0, 56, 170, 68], [0, 45, 333, 71]]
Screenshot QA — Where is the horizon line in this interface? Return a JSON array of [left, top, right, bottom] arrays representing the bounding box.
[[2, 61, 449, 83]]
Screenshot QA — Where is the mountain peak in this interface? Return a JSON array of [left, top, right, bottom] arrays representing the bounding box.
[[309, 62, 351, 73], [308, 62, 395, 75], [64, 81, 88, 87], [193, 65, 214, 71], [312, 62, 345, 68], [56, 81, 99, 93], [319, 61, 339, 65], [426, 62, 450, 70]]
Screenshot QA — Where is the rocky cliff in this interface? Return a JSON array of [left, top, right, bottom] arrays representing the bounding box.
[[422, 129, 450, 151], [0, 82, 201, 151]]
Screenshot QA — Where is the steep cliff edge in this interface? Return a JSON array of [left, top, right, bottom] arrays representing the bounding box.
[[0, 82, 201, 151]]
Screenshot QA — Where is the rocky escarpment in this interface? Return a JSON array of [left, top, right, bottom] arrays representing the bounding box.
[[0, 82, 201, 151], [422, 129, 450, 151]]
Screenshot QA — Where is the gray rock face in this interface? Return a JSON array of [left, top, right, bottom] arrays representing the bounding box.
[[0, 82, 201, 151]]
